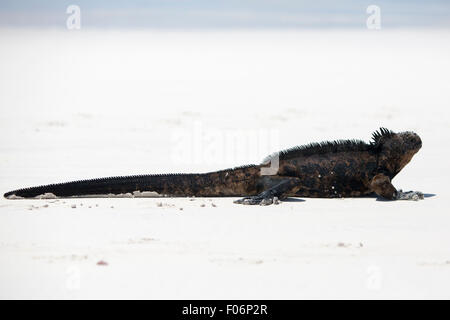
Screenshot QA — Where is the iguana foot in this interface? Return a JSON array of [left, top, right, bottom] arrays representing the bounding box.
[[234, 177, 300, 205], [234, 196, 280, 206], [395, 189, 424, 201]]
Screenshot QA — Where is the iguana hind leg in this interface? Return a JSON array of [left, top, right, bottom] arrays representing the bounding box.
[[234, 176, 301, 206], [370, 173, 424, 201]]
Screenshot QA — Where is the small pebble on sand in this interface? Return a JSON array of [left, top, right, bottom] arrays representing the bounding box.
[[337, 242, 350, 247]]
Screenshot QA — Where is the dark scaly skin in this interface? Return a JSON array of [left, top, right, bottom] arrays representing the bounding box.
[[3, 166, 262, 199], [3, 128, 423, 204], [237, 128, 423, 204], [277, 151, 377, 198]]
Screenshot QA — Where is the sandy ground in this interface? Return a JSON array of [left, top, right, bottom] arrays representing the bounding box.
[[0, 29, 449, 299]]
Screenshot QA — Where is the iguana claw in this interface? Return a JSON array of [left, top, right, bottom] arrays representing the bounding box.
[[234, 196, 280, 206], [395, 189, 424, 201]]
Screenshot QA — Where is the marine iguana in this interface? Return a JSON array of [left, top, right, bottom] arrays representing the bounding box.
[[4, 128, 424, 205]]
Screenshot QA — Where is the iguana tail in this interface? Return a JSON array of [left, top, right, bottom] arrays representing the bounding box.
[[4, 166, 260, 199]]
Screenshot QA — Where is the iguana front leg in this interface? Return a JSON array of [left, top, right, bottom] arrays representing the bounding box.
[[234, 177, 301, 206], [370, 173, 424, 201]]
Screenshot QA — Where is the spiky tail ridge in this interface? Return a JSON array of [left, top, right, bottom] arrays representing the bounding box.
[[4, 174, 206, 199], [4, 165, 260, 199]]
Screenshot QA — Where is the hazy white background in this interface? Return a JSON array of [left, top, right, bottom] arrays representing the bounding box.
[[0, 1, 449, 299]]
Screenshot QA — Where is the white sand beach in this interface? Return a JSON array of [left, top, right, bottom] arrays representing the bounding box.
[[0, 29, 449, 299]]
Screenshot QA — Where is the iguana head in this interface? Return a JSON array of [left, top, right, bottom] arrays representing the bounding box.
[[373, 128, 422, 178]]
